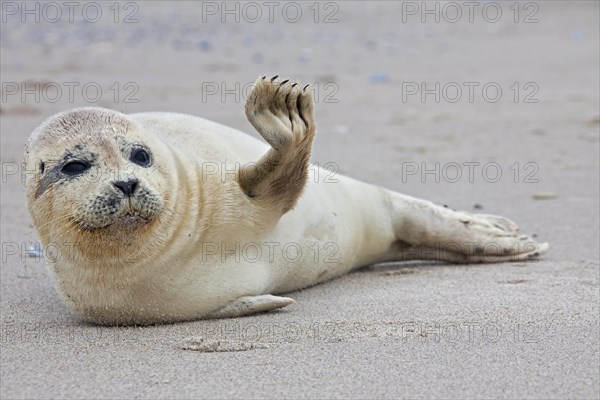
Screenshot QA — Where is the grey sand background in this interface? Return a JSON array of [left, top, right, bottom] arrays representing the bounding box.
[[1, 1, 598, 398]]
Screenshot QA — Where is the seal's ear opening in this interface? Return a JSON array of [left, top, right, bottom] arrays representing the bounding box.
[[39, 162, 45, 174]]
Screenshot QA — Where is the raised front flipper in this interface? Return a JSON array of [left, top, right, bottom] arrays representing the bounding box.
[[238, 75, 315, 217], [204, 295, 295, 319]]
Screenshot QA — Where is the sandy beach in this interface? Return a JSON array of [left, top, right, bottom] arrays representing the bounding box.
[[1, 1, 598, 398]]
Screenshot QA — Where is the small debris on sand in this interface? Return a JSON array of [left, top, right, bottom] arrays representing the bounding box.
[[369, 72, 389, 84], [181, 337, 271, 352], [384, 268, 418, 276], [498, 279, 528, 284], [533, 192, 558, 200], [26, 243, 43, 257]]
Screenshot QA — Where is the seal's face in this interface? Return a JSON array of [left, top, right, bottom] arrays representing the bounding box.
[[25, 108, 167, 243], [48, 138, 162, 231]]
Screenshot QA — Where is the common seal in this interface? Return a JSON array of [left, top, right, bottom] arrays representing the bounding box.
[[24, 75, 549, 325]]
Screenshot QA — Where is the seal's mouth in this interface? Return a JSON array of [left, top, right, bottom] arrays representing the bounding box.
[[79, 211, 153, 232], [73, 186, 163, 233], [111, 212, 150, 230]]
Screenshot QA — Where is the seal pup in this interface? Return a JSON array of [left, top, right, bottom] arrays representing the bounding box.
[[24, 75, 549, 325]]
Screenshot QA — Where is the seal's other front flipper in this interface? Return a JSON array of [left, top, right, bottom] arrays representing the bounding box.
[[204, 295, 295, 319]]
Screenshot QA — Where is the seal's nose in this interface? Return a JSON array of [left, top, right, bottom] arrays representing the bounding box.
[[113, 179, 139, 197]]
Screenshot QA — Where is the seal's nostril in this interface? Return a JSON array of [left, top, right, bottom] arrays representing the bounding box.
[[129, 180, 138, 195], [113, 179, 139, 197]]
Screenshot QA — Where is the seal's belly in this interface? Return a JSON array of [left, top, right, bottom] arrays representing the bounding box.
[[261, 175, 396, 293]]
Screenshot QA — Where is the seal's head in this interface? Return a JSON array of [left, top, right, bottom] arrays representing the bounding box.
[[24, 107, 168, 251]]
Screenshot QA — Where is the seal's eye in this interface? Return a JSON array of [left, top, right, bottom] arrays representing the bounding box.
[[61, 161, 90, 176], [131, 148, 151, 167]]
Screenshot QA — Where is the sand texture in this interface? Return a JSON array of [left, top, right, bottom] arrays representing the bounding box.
[[1, 2, 598, 398]]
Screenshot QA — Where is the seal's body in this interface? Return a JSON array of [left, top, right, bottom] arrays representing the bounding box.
[[24, 76, 548, 325]]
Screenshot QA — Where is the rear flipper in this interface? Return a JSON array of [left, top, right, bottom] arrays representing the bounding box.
[[385, 191, 550, 263], [389, 241, 550, 263], [204, 295, 295, 319]]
